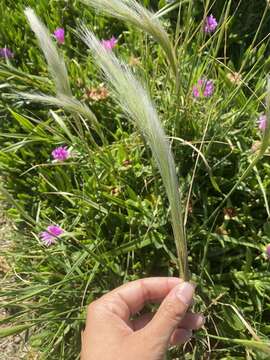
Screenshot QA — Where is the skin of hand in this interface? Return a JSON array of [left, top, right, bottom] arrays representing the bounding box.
[[81, 277, 204, 360]]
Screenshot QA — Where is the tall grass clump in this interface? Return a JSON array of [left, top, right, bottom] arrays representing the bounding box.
[[20, 7, 189, 279]]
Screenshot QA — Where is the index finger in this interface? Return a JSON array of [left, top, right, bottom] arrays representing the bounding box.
[[101, 277, 183, 321]]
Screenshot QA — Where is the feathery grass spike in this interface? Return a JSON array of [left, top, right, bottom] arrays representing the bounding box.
[[16, 91, 103, 144], [17, 92, 97, 123], [80, 0, 178, 81], [22, 8, 102, 142], [79, 26, 189, 280], [24, 8, 72, 97]]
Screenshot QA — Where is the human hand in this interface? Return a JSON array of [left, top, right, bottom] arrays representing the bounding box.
[[81, 277, 204, 360]]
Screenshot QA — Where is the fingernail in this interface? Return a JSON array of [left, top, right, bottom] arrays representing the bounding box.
[[176, 282, 195, 306], [198, 315, 205, 326], [179, 329, 193, 344], [183, 329, 193, 341]]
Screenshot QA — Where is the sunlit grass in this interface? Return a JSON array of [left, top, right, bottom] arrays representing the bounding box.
[[0, 0, 270, 359]]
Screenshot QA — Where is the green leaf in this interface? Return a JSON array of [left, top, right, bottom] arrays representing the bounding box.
[[0, 324, 32, 338], [10, 109, 35, 132]]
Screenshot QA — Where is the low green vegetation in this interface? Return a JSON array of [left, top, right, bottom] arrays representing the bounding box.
[[0, 0, 270, 359]]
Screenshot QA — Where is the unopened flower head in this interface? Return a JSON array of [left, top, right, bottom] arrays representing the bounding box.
[[129, 56, 141, 67], [204, 14, 218, 33], [54, 28, 65, 44], [251, 140, 261, 153], [101, 36, 117, 51], [227, 72, 242, 85], [40, 225, 63, 246], [85, 84, 109, 101], [0, 47, 14, 58], [258, 114, 267, 131], [193, 78, 214, 98], [52, 146, 70, 161]]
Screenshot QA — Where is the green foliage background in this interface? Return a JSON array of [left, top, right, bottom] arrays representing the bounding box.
[[1, 0, 270, 359]]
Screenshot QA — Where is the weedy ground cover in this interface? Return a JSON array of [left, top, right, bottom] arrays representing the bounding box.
[[1, 0, 270, 359]]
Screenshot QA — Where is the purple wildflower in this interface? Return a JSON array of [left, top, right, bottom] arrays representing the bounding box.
[[40, 225, 63, 246], [52, 146, 70, 161], [204, 80, 214, 97], [101, 37, 117, 51], [193, 86, 200, 98], [54, 28, 65, 44], [193, 78, 214, 98], [258, 114, 267, 132], [0, 47, 14, 59], [266, 244, 270, 260], [204, 14, 218, 33]]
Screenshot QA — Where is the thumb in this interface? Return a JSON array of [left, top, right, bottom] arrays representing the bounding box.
[[142, 282, 195, 345]]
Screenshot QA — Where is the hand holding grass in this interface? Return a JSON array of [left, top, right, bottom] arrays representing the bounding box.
[[81, 278, 204, 360]]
